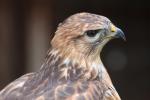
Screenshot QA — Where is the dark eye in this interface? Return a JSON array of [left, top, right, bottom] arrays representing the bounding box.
[[86, 29, 100, 37]]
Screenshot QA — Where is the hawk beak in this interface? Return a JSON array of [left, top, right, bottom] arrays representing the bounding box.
[[110, 24, 126, 41], [115, 28, 126, 41]]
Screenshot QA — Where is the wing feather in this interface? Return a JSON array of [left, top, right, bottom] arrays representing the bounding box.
[[43, 81, 104, 100], [0, 73, 34, 100]]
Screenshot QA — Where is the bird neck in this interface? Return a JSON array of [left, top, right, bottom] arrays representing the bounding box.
[[23, 48, 113, 93], [39, 48, 107, 83]]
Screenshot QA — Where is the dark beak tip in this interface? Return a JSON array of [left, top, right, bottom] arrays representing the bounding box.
[[121, 34, 126, 41], [123, 36, 126, 41]]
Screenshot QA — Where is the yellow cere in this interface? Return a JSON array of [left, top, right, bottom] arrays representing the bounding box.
[[110, 24, 117, 32]]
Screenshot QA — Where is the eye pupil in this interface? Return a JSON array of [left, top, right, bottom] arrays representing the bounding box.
[[86, 30, 100, 37]]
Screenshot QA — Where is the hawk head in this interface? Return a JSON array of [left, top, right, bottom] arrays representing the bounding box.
[[51, 12, 125, 79], [51, 12, 125, 60]]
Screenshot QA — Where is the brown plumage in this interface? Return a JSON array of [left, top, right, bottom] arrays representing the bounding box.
[[0, 12, 125, 100]]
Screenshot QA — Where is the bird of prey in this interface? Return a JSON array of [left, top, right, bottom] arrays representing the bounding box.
[[0, 12, 125, 100]]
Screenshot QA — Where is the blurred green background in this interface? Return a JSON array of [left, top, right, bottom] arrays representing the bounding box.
[[0, 0, 150, 99]]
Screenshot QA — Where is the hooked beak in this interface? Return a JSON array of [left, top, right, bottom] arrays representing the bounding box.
[[110, 24, 126, 41], [115, 28, 126, 41]]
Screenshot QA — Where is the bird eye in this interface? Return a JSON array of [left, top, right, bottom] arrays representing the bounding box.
[[85, 29, 100, 37]]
